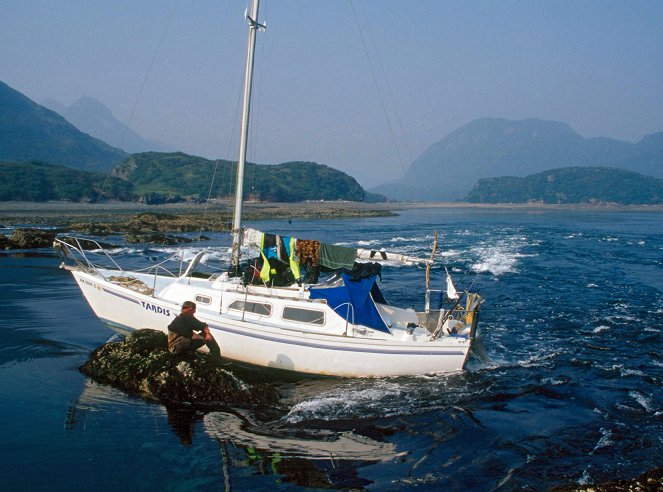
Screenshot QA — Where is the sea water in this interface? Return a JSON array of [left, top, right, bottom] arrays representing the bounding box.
[[0, 207, 661, 490]]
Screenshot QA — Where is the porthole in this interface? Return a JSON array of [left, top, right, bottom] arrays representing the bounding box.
[[282, 306, 325, 325], [195, 295, 212, 305], [228, 300, 272, 316]]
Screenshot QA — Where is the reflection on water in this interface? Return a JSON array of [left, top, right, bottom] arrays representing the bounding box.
[[167, 408, 199, 446], [68, 377, 404, 490], [203, 412, 405, 489], [203, 410, 402, 490], [204, 410, 403, 461]]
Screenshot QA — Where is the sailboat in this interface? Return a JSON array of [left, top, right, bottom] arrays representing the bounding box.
[[54, 0, 483, 377]]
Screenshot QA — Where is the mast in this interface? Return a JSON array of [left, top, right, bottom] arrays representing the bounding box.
[[230, 0, 262, 275]]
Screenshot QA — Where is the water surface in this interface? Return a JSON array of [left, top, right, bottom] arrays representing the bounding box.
[[1, 208, 661, 490]]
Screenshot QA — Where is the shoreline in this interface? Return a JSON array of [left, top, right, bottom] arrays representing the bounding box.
[[1, 200, 661, 228]]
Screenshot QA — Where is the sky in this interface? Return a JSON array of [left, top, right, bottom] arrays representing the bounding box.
[[2, 0, 663, 188]]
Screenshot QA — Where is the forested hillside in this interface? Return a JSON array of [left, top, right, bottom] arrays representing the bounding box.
[[114, 152, 368, 202], [464, 167, 663, 204], [0, 161, 134, 202]]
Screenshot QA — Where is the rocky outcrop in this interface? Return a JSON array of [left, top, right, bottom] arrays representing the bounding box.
[[57, 236, 116, 250], [553, 466, 663, 491], [0, 228, 57, 249], [124, 233, 195, 245], [124, 213, 218, 233], [80, 329, 279, 409]]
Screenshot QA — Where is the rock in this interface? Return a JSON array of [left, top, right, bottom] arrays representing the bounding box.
[[553, 465, 663, 491], [0, 234, 12, 249], [7, 228, 57, 249], [139, 193, 186, 205], [124, 233, 193, 245], [67, 222, 118, 235], [59, 236, 116, 250], [125, 213, 203, 233], [80, 329, 279, 409]]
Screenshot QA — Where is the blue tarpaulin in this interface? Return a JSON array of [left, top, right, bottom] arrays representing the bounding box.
[[309, 273, 389, 333]]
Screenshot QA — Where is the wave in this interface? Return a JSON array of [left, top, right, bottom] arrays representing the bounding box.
[[283, 381, 408, 423], [590, 427, 614, 454], [629, 390, 654, 412]]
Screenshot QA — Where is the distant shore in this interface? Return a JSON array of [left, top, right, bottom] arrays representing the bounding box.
[[0, 200, 661, 229]]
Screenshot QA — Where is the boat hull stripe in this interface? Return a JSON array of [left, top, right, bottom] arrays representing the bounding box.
[[101, 287, 142, 305], [98, 316, 465, 357], [207, 322, 465, 356]]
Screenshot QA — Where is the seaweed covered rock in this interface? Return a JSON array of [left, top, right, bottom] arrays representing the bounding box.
[[124, 233, 194, 245], [0, 234, 12, 249], [553, 465, 663, 491], [3, 228, 57, 249], [58, 236, 116, 250], [80, 329, 278, 408]]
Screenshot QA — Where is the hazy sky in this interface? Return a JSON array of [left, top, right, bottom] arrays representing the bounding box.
[[2, 0, 663, 187]]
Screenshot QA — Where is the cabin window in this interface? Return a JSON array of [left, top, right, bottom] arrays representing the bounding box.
[[195, 295, 212, 305], [228, 300, 272, 316], [282, 306, 325, 325]]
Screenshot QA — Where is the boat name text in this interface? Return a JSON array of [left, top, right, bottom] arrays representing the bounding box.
[[141, 301, 171, 317]]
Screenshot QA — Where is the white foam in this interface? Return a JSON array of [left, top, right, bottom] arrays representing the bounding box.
[[355, 239, 381, 247], [578, 465, 596, 485], [468, 234, 538, 276], [591, 427, 613, 454], [629, 391, 653, 412], [282, 380, 433, 423]]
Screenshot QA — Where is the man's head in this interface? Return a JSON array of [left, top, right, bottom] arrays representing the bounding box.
[[181, 301, 197, 315]]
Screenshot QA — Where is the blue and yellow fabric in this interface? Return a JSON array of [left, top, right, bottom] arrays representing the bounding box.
[[259, 233, 300, 283]]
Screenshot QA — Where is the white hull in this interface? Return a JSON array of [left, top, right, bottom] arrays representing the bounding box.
[[70, 268, 473, 377]]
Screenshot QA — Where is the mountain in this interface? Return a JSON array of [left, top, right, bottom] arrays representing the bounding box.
[[42, 96, 174, 154], [371, 118, 663, 201], [464, 167, 663, 205], [0, 160, 135, 202], [113, 152, 370, 202], [0, 80, 126, 172]]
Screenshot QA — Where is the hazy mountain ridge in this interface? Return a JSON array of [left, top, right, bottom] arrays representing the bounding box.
[[464, 167, 663, 204], [3, 80, 661, 205], [42, 95, 174, 154], [371, 118, 663, 201], [0, 80, 127, 172], [1, 82, 372, 203]]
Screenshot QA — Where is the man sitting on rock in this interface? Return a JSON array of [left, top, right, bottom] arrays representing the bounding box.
[[168, 301, 221, 361]]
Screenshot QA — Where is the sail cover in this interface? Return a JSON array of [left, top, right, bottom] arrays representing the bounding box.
[[309, 273, 389, 333]]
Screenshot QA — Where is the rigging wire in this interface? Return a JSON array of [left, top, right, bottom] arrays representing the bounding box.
[[349, 0, 410, 175], [197, 12, 246, 243], [195, 12, 254, 247], [355, 0, 414, 167], [94, 1, 180, 206], [349, 2, 486, 297], [349, 1, 472, 303]]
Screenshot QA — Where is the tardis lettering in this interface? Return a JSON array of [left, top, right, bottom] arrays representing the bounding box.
[[140, 301, 171, 316]]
